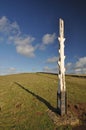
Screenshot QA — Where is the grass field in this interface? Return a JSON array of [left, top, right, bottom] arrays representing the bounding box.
[[0, 73, 86, 130]]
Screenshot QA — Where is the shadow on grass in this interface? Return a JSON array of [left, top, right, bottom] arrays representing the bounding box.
[[14, 82, 57, 113]]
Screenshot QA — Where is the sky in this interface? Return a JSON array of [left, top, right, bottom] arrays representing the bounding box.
[[0, 0, 86, 75]]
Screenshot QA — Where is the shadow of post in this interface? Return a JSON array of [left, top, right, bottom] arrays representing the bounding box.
[[14, 82, 57, 113]]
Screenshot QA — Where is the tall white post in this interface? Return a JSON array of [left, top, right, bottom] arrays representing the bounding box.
[[57, 18, 67, 116]]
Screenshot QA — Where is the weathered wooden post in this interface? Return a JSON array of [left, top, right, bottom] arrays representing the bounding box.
[[57, 18, 67, 116]]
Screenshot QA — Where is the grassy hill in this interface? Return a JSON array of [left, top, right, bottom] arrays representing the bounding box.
[[0, 73, 86, 130]]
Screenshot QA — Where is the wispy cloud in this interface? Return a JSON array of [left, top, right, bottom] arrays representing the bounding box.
[[46, 56, 58, 63], [0, 67, 17, 75], [0, 16, 57, 56], [42, 33, 56, 45], [8, 67, 17, 74], [0, 16, 36, 57], [66, 57, 86, 74], [74, 57, 86, 74], [43, 66, 57, 73], [75, 57, 86, 68], [44, 57, 86, 74], [0, 16, 20, 36], [39, 33, 56, 50]]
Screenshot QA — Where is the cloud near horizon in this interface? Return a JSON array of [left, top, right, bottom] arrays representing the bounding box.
[[66, 57, 86, 74], [0, 67, 17, 75], [43, 56, 86, 74], [43, 66, 57, 73], [46, 56, 58, 63]]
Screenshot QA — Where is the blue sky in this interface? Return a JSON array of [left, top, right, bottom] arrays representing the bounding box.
[[0, 0, 86, 75]]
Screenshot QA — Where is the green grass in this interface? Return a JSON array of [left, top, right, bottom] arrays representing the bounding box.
[[66, 75, 86, 103], [0, 73, 86, 130]]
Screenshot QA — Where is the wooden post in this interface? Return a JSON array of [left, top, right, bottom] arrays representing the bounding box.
[[57, 18, 67, 116]]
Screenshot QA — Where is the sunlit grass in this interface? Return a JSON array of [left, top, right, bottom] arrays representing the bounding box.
[[0, 73, 86, 129], [66, 75, 86, 103]]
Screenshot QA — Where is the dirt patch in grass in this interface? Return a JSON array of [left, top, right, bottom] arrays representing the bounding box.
[[47, 102, 86, 129], [68, 102, 86, 130], [68, 102, 86, 124]]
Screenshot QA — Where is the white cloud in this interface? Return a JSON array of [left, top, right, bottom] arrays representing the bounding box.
[[14, 36, 35, 45], [74, 57, 86, 74], [75, 57, 86, 68], [43, 56, 84, 74], [38, 33, 56, 50], [0, 16, 20, 36], [0, 67, 17, 75], [74, 68, 86, 74], [74, 68, 82, 72], [66, 62, 72, 67], [46, 56, 58, 63], [0, 16, 36, 57], [66, 57, 86, 74], [8, 67, 17, 74], [16, 44, 35, 57], [14, 36, 36, 58], [43, 66, 57, 73], [14, 36, 36, 57], [66, 62, 72, 72], [9, 67, 16, 71], [42, 33, 56, 45], [0, 17, 57, 55]]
